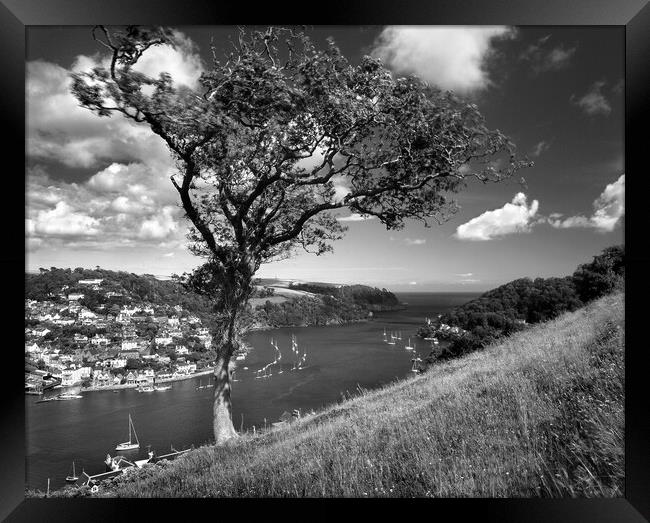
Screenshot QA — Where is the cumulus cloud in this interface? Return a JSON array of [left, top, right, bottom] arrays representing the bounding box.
[[548, 174, 624, 232], [28, 29, 203, 170], [26, 162, 186, 251], [405, 238, 426, 246], [455, 192, 539, 241], [371, 26, 514, 94], [26, 33, 205, 254], [520, 35, 576, 73], [571, 81, 612, 116], [29, 201, 100, 237]]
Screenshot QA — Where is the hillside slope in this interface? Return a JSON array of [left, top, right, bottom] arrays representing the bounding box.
[[62, 292, 625, 498]]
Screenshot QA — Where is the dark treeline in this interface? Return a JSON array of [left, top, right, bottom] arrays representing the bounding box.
[[288, 282, 402, 311], [25, 267, 214, 322], [419, 245, 624, 363]]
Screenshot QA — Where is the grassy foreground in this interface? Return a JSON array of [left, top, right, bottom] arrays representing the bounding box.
[[72, 292, 626, 497]]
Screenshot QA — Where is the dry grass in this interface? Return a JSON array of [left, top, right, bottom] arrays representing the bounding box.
[[68, 293, 627, 498]]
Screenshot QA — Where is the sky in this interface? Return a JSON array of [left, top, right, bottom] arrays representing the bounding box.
[[25, 26, 624, 292]]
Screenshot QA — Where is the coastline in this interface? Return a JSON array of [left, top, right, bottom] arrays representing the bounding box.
[[82, 367, 215, 392]]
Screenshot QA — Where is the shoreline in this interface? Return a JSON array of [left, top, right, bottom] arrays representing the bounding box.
[[83, 368, 215, 392]]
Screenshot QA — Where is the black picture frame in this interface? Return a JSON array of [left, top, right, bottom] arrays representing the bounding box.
[[1, 0, 648, 520]]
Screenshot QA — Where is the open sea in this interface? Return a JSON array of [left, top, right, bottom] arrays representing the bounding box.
[[25, 291, 479, 490]]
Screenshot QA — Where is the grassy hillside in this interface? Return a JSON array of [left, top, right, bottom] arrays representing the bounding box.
[[58, 292, 625, 498]]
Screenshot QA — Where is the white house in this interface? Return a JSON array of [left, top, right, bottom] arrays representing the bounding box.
[[91, 335, 110, 346], [62, 366, 91, 386], [155, 336, 173, 346], [67, 293, 85, 301], [78, 279, 103, 286], [175, 345, 189, 355], [106, 357, 127, 369], [121, 340, 140, 351]]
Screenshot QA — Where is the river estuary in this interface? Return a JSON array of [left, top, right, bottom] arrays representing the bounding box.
[[26, 291, 479, 490]]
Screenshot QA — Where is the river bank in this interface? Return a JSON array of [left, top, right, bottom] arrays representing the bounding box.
[[83, 368, 216, 392]]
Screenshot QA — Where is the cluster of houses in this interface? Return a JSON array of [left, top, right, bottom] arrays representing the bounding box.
[[25, 279, 216, 390], [90, 362, 198, 388]]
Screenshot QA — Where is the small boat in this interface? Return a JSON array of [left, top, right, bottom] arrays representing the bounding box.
[[411, 357, 422, 373], [243, 366, 249, 370], [65, 461, 79, 482], [113, 390, 119, 393], [56, 393, 83, 400], [405, 337, 415, 351], [196, 379, 204, 390], [154, 384, 172, 391], [137, 385, 154, 393], [115, 414, 140, 451]]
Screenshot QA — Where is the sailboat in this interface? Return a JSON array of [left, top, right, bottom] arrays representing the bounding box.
[[65, 461, 79, 482], [411, 357, 422, 373], [115, 414, 140, 451], [387, 332, 396, 346], [196, 379, 204, 390], [405, 337, 415, 351], [382, 327, 387, 341]]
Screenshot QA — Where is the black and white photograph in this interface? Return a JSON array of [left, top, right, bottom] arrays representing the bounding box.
[[21, 22, 628, 500]]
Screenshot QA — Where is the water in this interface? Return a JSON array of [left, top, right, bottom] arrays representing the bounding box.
[[25, 292, 478, 490]]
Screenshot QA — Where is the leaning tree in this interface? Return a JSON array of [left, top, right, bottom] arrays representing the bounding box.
[[72, 26, 530, 443]]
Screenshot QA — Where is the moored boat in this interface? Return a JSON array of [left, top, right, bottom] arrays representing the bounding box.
[[65, 461, 79, 482], [115, 414, 140, 451]]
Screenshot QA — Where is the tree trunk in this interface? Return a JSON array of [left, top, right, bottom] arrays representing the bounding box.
[[213, 354, 238, 443], [210, 256, 257, 444]]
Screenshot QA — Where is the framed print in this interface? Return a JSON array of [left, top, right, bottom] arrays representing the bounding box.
[[1, 0, 649, 520]]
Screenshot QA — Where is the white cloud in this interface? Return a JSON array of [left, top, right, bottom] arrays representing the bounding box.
[[163, 252, 175, 257], [371, 26, 514, 94], [531, 140, 550, 157], [28, 30, 203, 171], [409, 281, 418, 286], [549, 174, 624, 232], [138, 206, 179, 240], [337, 213, 375, 222], [30, 201, 100, 237], [520, 35, 576, 73], [455, 272, 473, 277], [455, 192, 539, 241], [404, 238, 426, 246], [129, 30, 204, 89], [572, 81, 612, 116], [26, 39, 203, 253]]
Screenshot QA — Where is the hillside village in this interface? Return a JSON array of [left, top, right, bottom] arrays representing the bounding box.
[[25, 277, 220, 392], [25, 269, 401, 392]]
